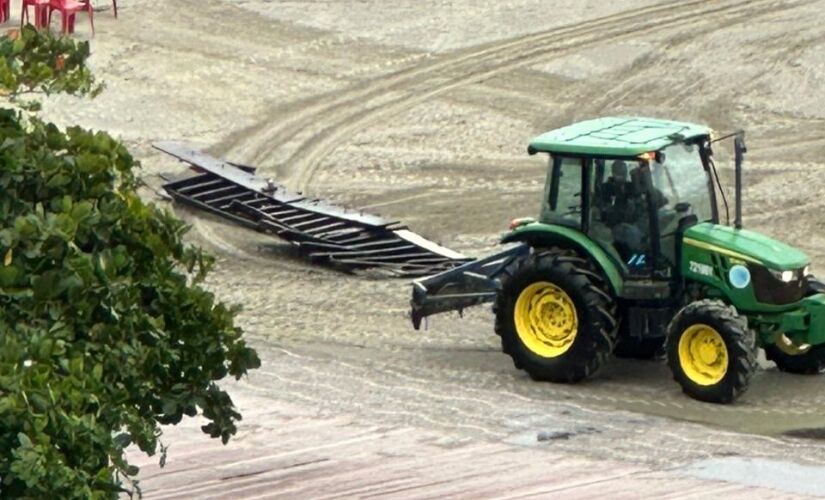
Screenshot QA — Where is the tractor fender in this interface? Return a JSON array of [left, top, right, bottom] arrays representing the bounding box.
[[501, 223, 624, 296]]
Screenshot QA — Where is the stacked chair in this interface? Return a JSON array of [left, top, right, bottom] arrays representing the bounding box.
[[20, 0, 116, 34]]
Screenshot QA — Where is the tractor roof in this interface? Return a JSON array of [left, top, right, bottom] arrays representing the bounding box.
[[528, 117, 711, 157]]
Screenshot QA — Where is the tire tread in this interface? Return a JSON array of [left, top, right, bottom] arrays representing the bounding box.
[[494, 246, 619, 383], [666, 299, 756, 403]]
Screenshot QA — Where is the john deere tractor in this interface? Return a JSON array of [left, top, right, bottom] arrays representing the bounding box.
[[411, 116, 825, 404]]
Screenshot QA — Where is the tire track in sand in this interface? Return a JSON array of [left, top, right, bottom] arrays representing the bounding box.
[[220, 0, 709, 161], [222, 0, 797, 195]]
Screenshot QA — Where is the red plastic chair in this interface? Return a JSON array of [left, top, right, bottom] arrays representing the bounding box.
[[21, 0, 51, 29], [0, 0, 10, 23], [48, 0, 94, 35], [87, 0, 117, 18]]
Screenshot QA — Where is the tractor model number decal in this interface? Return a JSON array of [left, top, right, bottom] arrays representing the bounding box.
[[628, 254, 647, 267], [689, 261, 714, 277]]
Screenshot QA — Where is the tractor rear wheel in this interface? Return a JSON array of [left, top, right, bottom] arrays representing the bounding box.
[[765, 340, 825, 375], [494, 248, 618, 383], [666, 300, 756, 403]]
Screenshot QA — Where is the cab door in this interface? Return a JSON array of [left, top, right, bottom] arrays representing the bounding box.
[[588, 158, 663, 276], [540, 156, 587, 230]]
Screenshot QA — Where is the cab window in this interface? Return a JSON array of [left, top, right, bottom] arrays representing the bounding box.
[[541, 156, 584, 229]]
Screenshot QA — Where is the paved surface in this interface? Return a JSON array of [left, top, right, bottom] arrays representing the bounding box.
[[126, 391, 820, 499]]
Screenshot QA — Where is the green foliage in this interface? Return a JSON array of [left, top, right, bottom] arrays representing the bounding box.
[[0, 111, 261, 498], [0, 25, 102, 98], [0, 30, 260, 499]]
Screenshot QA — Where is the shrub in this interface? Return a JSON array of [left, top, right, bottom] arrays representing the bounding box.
[[0, 27, 260, 498]]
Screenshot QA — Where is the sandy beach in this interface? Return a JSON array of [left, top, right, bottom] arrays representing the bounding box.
[[27, 0, 825, 496]]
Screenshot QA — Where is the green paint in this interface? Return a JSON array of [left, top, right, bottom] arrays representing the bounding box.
[[681, 235, 825, 347], [748, 295, 825, 347], [684, 223, 809, 271], [802, 294, 825, 345], [681, 237, 801, 314], [517, 116, 824, 348], [529, 116, 710, 157], [500, 222, 624, 295]]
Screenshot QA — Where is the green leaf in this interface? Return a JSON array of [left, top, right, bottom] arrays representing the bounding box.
[[32, 270, 61, 300], [17, 433, 32, 448], [28, 393, 49, 412], [0, 265, 21, 286], [0, 46, 257, 495], [70, 201, 92, 221], [113, 433, 131, 449], [46, 172, 70, 188], [11, 38, 24, 55]]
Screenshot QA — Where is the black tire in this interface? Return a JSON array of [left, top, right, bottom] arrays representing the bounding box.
[[765, 343, 825, 375], [494, 247, 619, 383], [613, 336, 665, 360], [666, 300, 757, 404], [806, 275, 825, 296], [763, 276, 825, 374]]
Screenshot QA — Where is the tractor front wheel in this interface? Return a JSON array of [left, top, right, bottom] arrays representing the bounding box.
[[666, 300, 756, 404], [495, 248, 618, 383], [765, 340, 825, 375]]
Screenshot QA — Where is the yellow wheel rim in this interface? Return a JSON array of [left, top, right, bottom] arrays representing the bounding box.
[[775, 333, 811, 355], [514, 281, 578, 358], [678, 324, 728, 386]]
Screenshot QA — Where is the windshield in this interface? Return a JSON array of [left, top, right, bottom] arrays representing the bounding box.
[[651, 143, 714, 222]]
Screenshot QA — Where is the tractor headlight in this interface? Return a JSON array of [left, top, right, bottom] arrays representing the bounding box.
[[770, 266, 811, 283], [769, 269, 796, 283], [752, 264, 808, 306]]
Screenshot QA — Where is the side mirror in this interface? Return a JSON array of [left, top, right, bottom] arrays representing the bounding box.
[[675, 202, 692, 214], [655, 151, 666, 164], [735, 132, 747, 154]]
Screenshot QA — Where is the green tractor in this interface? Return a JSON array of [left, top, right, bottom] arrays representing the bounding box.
[[411, 117, 825, 404]]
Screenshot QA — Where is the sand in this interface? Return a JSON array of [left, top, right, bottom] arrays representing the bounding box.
[[25, 0, 825, 495]]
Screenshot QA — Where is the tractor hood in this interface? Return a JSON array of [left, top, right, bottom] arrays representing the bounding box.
[[683, 223, 809, 271]]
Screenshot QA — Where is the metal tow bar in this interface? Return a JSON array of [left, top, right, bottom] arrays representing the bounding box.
[[410, 244, 529, 329]]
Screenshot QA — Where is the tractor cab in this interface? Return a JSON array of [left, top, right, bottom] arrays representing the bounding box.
[[529, 117, 716, 282]]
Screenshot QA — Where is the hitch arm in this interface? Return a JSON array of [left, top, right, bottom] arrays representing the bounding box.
[[410, 244, 529, 329]]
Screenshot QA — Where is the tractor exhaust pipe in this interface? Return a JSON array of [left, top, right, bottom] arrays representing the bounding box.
[[734, 131, 747, 230]]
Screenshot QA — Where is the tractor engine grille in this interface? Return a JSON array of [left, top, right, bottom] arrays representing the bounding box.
[[748, 264, 807, 306]]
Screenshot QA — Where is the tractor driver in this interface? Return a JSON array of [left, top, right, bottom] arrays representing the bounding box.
[[599, 160, 643, 225], [598, 160, 647, 262]]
